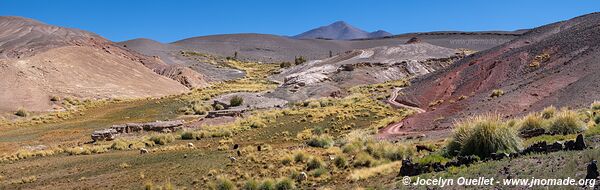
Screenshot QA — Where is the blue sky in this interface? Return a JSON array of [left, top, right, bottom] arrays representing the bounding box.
[[1, 0, 598, 43]]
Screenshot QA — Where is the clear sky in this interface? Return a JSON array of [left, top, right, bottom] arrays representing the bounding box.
[[1, 0, 598, 43]]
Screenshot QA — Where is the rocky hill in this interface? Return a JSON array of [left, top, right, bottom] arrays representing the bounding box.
[[390, 12, 600, 137], [268, 43, 463, 101]]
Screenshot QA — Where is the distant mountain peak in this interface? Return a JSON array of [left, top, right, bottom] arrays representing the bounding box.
[[294, 21, 392, 40]]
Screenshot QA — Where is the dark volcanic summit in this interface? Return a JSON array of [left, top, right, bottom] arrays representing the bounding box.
[[293, 21, 392, 40], [391, 12, 600, 136]]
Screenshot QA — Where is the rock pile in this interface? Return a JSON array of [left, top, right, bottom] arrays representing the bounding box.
[[91, 120, 184, 141]]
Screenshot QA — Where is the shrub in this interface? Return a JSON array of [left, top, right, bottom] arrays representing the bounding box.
[[149, 134, 175, 145], [215, 104, 225, 110], [518, 113, 547, 136], [192, 104, 209, 115], [275, 178, 295, 190], [310, 168, 328, 177], [280, 156, 293, 165], [334, 156, 347, 168], [294, 56, 306, 65], [446, 115, 522, 158], [592, 101, 600, 111], [230, 96, 244, 107], [365, 142, 414, 161], [50, 96, 60, 102], [181, 131, 198, 140], [594, 115, 600, 125], [306, 135, 334, 148], [279, 62, 292, 68], [259, 179, 275, 190], [541, 106, 557, 119], [548, 110, 586, 135], [490, 89, 504, 98], [212, 177, 235, 190], [353, 152, 376, 168], [243, 179, 259, 190], [111, 139, 130, 150], [306, 157, 324, 171], [293, 152, 308, 163], [15, 108, 29, 117]]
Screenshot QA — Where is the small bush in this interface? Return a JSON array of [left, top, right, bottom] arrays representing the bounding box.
[[275, 178, 295, 190], [548, 110, 586, 135], [50, 96, 60, 102], [518, 113, 547, 136], [279, 62, 292, 68], [212, 177, 235, 190], [353, 152, 376, 168], [541, 106, 557, 119], [111, 139, 130, 150], [280, 156, 293, 165], [293, 152, 308, 163], [181, 131, 198, 140], [15, 108, 29, 117], [490, 89, 504, 98], [306, 135, 334, 148], [592, 101, 600, 111], [243, 179, 259, 190], [334, 156, 347, 168], [310, 168, 328, 177], [215, 104, 225, 110], [294, 56, 306, 65], [149, 134, 175, 145], [230, 96, 244, 107], [306, 157, 324, 171], [446, 115, 522, 158], [259, 179, 275, 190]]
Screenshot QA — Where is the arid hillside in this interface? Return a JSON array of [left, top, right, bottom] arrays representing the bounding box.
[[168, 31, 521, 63], [0, 17, 195, 112], [391, 12, 600, 136], [269, 42, 464, 101]]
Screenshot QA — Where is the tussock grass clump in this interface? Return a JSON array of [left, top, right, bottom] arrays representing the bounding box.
[[490, 89, 504, 98], [243, 179, 259, 190], [353, 152, 376, 168], [181, 131, 203, 140], [365, 142, 414, 161], [306, 157, 325, 171], [274, 177, 295, 190], [15, 108, 29, 117], [592, 101, 600, 111], [334, 156, 348, 168], [259, 179, 275, 190], [210, 177, 235, 190], [518, 113, 547, 136], [293, 151, 308, 163], [230, 96, 244, 107], [541, 106, 557, 119], [149, 134, 175, 145], [306, 135, 334, 148], [446, 115, 522, 158], [548, 110, 586, 135]]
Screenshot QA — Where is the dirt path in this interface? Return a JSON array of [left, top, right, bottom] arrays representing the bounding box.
[[377, 88, 426, 140]]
